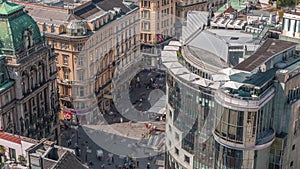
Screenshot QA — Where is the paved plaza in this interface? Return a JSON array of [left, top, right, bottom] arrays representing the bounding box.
[[61, 69, 167, 169]]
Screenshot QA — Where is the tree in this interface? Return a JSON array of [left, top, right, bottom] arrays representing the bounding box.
[[18, 155, 25, 165], [0, 146, 5, 156], [0, 146, 6, 163], [276, 0, 300, 7]]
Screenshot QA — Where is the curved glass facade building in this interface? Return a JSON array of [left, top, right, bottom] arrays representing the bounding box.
[[164, 23, 300, 169]]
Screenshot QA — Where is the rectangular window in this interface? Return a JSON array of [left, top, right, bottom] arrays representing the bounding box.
[[32, 98, 35, 106], [79, 87, 84, 97], [78, 57, 83, 66], [175, 132, 179, 140], [4, 93, 9, 104], [77, 43, 83, 51], [142, 10, 150, 19], [184, 155, 190, 163], [78, 71, 84, 81], [175, 147, 179, 155], [63, 55, 68, 65], [9, 148, 16, 161], [142, 22, 150, 31], [0, 72, 4, 84], [23, 103, 27, 112], [64, 70, 69, 80], [292, 144, 295, 150]]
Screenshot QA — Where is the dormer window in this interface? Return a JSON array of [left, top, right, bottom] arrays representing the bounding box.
[[43, 23, 47, 32], [23, 29, 33, 49], [51, 24, 55, 33]]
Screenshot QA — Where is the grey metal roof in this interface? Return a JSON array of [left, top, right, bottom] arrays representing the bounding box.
[[235, 39, 297, 72], [187, 30, 229, 63], [247, 10, 276, 17], [51, 151, 87, 169], [207, 29, 257, 45], [187, 46, 228, 71]]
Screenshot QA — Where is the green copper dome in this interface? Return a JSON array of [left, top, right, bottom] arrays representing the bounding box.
[[0, 0, 42, 54]]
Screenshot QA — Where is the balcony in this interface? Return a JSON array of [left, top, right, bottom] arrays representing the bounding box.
[[215, 86, 275, 111], [12, 43, 46, 61], [213, 129, 275, 151], [256, 129, 275, 148]]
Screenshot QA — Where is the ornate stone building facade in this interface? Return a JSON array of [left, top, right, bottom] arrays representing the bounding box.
[[0, 0, 59, 141], [15, 0, 140, 124]]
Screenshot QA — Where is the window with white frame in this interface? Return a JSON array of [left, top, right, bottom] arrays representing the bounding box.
[[79, 87, 84, 97], [63, 55, 68, 65], [78, 71, 84, 81], [78, 57, 83, 66], [142, 22, 150, 31], [63, 70, 69, 80]]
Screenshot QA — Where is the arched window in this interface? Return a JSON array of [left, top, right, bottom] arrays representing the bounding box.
[[38, 62, 44, 84], [30, 76, 34, 90], [43, 23, 47, 32], [38, 71, 42, 84], [23, 29, 33, 49], [25, 119, 29, 129], [30, 67, 37, 90], [22, 82, 26, 95], [22, 72, 28, 94]]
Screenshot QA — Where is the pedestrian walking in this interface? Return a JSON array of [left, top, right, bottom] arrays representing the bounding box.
[[146, 163, 150, 169], [136, 161, 139, 167]]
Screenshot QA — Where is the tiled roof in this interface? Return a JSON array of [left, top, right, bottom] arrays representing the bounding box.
[[235, 39, 297, 72], [0, 131, 21, 144], [224, 6, 236, 13], [25, 6, 72, 25], [74, 0, 130, 19]]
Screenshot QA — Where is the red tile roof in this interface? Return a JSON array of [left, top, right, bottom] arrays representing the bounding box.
[[0, 131, 21, 144], [224, 6, 237, 13]]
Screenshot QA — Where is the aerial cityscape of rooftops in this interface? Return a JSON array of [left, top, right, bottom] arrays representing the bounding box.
[[0, 0, 300, 168]]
